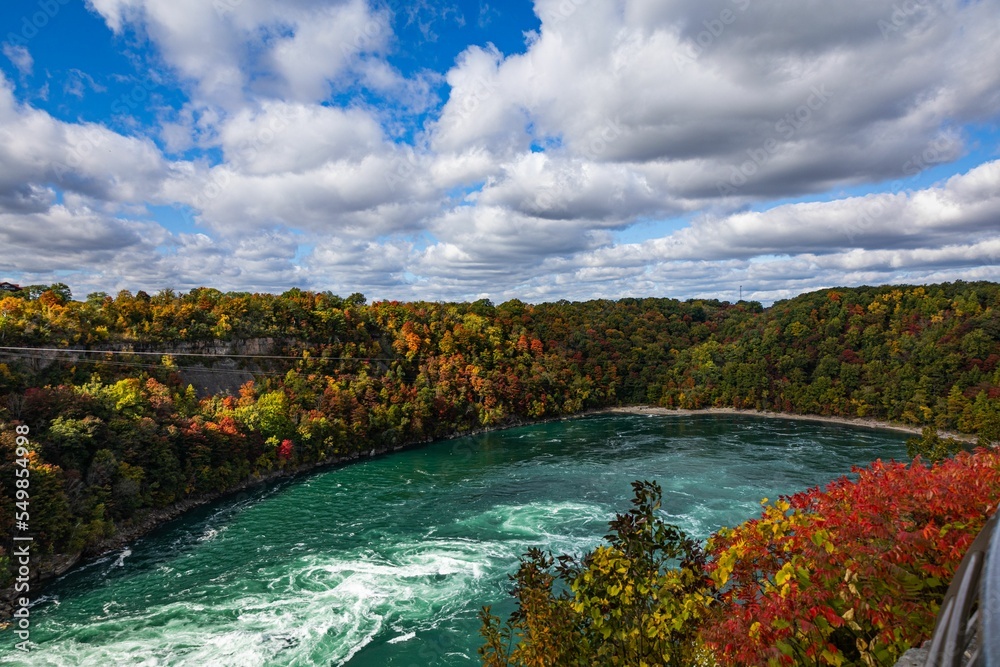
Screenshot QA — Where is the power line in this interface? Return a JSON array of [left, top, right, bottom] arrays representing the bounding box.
[[0, 346, 397, 362], [0, 350, 426, 382], [0, 351, 287, 378]]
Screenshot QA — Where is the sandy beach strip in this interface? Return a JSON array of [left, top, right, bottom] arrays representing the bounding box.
[[602, 406, 979, 444]]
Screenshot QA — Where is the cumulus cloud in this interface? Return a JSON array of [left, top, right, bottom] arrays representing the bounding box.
[[434, 0, 1000, 196], [515, 160, 1000, 302], [217, 102, 385, 175], [86, 0, 392, 108], [473, 151, 686, 221], [2, 0, 998, 303], [306, 159, 1000, 303], [0, 73, 169, 206], [636, 160, 1000, 261]]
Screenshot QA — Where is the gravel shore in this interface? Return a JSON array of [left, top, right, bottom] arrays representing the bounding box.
[[602, 406, 979, 443]]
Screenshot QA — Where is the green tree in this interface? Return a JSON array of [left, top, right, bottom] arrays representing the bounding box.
[[906, 426, 967, 462], [480, 481, 713, 666]]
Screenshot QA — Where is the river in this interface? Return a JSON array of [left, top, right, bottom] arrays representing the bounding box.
[[1, 414, 909, 666]]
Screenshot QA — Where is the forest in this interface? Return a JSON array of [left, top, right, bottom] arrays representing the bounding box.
[[1, 280, 999, 663]]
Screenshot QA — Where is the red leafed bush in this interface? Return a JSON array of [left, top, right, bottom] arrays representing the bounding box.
[[278, 439, 294, 461], [702, 448, 1000, 666]]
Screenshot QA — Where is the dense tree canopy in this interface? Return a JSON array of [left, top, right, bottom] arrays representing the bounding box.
[[1, 280, 999, 661]]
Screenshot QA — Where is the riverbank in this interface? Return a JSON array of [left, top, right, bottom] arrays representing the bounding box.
[[603, 406, 979, 443], [1, 404, 976, 624], [0, 409, 603, 625]]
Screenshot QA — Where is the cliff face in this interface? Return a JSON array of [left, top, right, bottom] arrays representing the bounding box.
[[178, 359, 257, 398], [0, 338, 287, 398], [150, 338, 279, 396]]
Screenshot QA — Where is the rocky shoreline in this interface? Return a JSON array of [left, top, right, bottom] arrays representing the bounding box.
[[603, 405, 979, 443]]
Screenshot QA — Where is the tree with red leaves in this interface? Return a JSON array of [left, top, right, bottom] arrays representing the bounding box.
[[702, 448, 1000, 666]]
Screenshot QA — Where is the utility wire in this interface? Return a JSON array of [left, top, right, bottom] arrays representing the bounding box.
[[0, 351, 426, 382], [0, 351, 288, 378], [0, 346, 398, 362]]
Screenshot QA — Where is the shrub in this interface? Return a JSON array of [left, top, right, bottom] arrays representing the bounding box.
[[480, 481, 714, 666], [483, 450, 1000, 666], [703, 448, 1000, 666]]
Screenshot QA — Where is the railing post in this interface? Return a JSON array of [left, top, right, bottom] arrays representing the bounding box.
[[920, 512, 999, 666]]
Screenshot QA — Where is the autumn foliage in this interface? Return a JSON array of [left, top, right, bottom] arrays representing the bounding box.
[[277, 439, 294, 461], [480, 481, 714, 667], [484, 452, 1000, 666], [0, 280, 999, 635], [703, 448, 1000, 665]]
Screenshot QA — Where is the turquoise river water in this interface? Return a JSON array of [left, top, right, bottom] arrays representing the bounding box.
[[1, 414, 910, 666]]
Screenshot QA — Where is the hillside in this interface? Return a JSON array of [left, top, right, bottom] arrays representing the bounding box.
[[1, 281, 999, 613]]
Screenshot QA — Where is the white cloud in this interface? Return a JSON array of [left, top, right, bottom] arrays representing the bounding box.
[[473, 151, 684, 222], [86, 0, 392, 109], [0, 73, 169, 206], [3, 0, 999, 304], [433, 0, 1000, 197], [217, 102, 385, 175], [64, 69, 107, 99], [2, 44, 33, 76]]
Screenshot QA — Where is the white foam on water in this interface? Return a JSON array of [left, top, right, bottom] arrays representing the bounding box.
[[14, 499, 668, 666], [459, 500, 610, 545], [15, 535, 512, 666], [111, 548, 132, 568], [29, 594, 59, 609]]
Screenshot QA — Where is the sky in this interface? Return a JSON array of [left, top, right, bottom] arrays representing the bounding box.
[[0, 0, 999, 304]]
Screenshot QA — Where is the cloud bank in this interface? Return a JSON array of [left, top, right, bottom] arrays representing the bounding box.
[[0, 0, 997, 302]]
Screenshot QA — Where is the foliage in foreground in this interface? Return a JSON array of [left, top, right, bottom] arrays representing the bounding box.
[[482, 449, 1000, 666], [480, 481, 713, 667]]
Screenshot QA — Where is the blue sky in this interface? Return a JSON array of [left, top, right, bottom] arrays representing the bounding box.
[[0, 1, 539, 158], [0, 0, 998, 303]]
